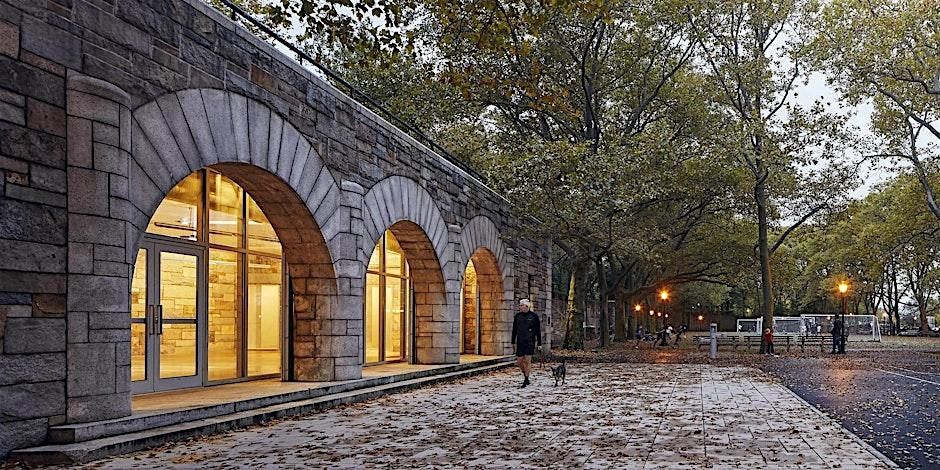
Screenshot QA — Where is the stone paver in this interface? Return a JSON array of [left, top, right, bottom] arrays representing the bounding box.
[[80, 364, 890, 469]]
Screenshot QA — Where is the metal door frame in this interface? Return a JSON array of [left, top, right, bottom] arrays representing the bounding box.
[[131, 238, 207, 393]]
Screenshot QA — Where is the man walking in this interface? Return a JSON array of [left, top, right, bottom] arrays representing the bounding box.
[[511, 299, 542, 388]]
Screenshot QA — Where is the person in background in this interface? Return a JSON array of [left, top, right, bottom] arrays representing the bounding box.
[[831, 318, 843, 354], [763, 327, 776, 356], [673, 325, 687, 346]]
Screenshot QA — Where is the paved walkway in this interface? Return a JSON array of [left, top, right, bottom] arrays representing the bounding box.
[[83, 364, 892, 469]]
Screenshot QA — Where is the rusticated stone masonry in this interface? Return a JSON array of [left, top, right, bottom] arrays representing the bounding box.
[[0, 0, 551, 457]]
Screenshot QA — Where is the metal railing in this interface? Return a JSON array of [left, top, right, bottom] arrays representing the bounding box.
[[213, 0, 484, 181]]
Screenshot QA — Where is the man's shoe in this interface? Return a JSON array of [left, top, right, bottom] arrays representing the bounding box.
[[523, 377, 530, 387]]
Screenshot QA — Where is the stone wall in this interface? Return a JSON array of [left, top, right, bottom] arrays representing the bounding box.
[[0, 0, 551, 457]]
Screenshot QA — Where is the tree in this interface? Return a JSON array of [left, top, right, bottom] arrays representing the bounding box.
[[806, 0, 940, 219], [688, 0, 856, 352], [214, 0, 418, 60], [420, 0, 713, 349]]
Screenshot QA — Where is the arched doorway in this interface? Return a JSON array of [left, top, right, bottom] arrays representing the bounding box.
[[130, 169, 286, 393], [460, 248, 506, 356], [364, 230, 410, 364], [363, 220, 452, 365]]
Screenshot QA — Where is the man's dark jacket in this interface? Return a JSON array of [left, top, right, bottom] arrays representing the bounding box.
[[511, 311, 542, 347]]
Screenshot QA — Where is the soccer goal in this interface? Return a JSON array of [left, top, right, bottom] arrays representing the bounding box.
[[734, 314, 882, 341], [736, 318, 762, 333], [799, 314, 881, 341]]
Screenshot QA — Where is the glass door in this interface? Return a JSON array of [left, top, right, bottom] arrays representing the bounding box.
[[131, 242, 206, 393]]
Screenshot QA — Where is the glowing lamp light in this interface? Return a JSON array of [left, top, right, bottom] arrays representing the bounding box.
[[664, 313, 669, 318], [657, 312, 662, 317], [659, 290, 669, 301], [697, 315, 704, 321], [649, 310, 655, 316], [635, 304, 642, 312], [838, 282, 849, 294]]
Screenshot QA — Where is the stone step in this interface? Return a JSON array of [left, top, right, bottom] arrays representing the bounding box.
[[10, 359, 512, 465], [46, 356, 511, 445]]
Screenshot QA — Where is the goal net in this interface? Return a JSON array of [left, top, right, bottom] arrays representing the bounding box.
[[735, 314, 882, 341], [800, 314, 881, 341]]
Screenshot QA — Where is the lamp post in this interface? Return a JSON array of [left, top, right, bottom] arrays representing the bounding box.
[[659, 289, 669, 330], [634, 304, 642, 336], [838, 282, 849, 354]]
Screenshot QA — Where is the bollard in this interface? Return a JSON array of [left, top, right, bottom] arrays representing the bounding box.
[[709, 323, 718, 359]]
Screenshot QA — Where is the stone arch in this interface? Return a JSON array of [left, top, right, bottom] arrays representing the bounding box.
[[359, 176, 452, 275], [458, 216, 510, 280], [125, 89, 351, 383], [360, 177, 458, 364], [458, 216, 514, 356], [129, 89, 342, 245]]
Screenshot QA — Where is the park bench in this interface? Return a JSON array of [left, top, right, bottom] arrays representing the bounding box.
[[694, 335, 738, 351], [740, 335, 793, 352], [798, 335, 833, 352]]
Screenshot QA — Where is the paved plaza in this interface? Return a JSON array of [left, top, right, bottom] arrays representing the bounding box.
[[79, 363, 892, 469]]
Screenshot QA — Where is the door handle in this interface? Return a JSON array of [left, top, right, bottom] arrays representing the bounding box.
[[153, 305, 164, 335]]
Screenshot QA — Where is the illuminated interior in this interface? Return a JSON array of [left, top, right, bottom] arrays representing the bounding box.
[[131, 170, 283, 391], [365, 230, 410, 364], [460, 260, 479, 354]]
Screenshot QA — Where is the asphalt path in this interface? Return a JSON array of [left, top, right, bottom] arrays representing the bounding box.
[[761, 354, 940, 469]]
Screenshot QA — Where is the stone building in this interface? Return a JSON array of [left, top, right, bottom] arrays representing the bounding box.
[[0, 0, 551, 457]]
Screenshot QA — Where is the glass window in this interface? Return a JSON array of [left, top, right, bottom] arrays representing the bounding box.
[[208, 173, 244, 248], [160, 251, 198, 320], [208, 249, 241, 381], [131, 249, 148, 320], [159, 251, 198, 379], [365, 273, 381, 363], [368, 238, 382, 272], [137, 168, 286, 389], [364, 230, 411, 364], [131, 323, 147, 381], [385, 232, 404, 277], [385, 278, 404, 360], [131, 249, 147, 382], [247, 254, 281, 376], [247, 195, 281, 257], [160, 323, 197, 378], [147, 172, 201, 241]]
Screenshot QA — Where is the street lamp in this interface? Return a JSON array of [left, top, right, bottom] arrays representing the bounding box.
[[837, 281, 849, 354], [659, 290, 669, 329]]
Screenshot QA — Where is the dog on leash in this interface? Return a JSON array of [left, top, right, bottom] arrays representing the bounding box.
[[550, 358, 566, 386]]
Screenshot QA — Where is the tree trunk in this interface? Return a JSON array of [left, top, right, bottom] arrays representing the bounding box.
[[614, 289, 627, 342], [917, 295, 930, 334], [596, 258, 609, 348], [756, 175, 774, 354], [562, 266, 587, 350]]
